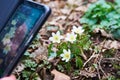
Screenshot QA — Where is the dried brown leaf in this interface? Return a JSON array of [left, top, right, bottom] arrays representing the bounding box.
[[68, 12, 82, 21], [93, 28, 112, 38], [38, 68, 54, 80], [13, 63, 25, 74], [61, 8, 71, 15], [32, 46, 48, 63], [75, 6, 87, 12], [40, 27, 48, 36], [67, 0, 82, 6], [51, 69, 70, 80], [80, 70, 97, 78], [100, 40, 120, 49]]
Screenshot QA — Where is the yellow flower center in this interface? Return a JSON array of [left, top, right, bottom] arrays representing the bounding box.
[[76, 30, 80, 33], [54, 36, 59, 41], [64, 53, 70, 59], [70, 36, 74, 40]]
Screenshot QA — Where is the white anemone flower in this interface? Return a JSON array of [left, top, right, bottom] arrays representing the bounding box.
[[2, 34, 11, 45], [65, 32, 77, 43], [60, 49, 71, 62], [3, 44, 11, 54], [72, 26, 84, 35], [49, 31, 63, 43], [3, 38, 11, 45]]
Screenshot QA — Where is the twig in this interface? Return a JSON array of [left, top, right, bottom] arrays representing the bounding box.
[[98, 56, 108, 78], [80, 47, 87, 60], [96, 63, 101, 79], [83, 52, 96, 67], [103, 58, 120, 61]]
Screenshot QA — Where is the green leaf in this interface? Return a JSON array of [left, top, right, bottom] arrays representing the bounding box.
[[78, 34, 91, 50], [65, 62, 71, 71], [24, 51, 30, 57], [22, 71, 31, 78], [100, 20, 109, 27], [57, 42, 68, 56], [57, 64, 64, 72], [48, 43, 53, 53], [80, 0, 120, 40], [112, 29, 120, 39], [75, 56, 83, 68], [115, 0, 120, 6], [93, 64, 97, 68], [111, 25, 119, 30], [24, 60, 37, 70], [80, 18, 97, 26], [70, 43, 81, 55]]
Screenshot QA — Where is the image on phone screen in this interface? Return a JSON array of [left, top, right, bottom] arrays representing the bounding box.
[[0, 3, 44, 76]]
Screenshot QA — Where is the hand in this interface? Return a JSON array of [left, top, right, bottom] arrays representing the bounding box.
[[0, 75, 16, 80]]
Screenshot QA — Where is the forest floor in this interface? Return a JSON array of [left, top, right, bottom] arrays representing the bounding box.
[[14, 0, 120, 80]]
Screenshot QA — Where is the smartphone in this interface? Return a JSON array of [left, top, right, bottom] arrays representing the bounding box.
[[0, 0, 24, 31], [0, 0, 51, 78]]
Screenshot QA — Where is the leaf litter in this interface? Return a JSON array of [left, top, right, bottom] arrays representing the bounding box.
[[13, 0, 120, 80]]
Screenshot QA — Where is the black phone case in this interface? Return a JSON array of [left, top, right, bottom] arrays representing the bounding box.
[[1, 0, 51, 78], [0, 0, 24, 31]]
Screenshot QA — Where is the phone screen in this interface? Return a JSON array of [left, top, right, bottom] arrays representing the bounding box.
[[0, 3, 44, 76]]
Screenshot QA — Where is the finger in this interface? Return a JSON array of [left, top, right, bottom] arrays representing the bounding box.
[[0, 75, 16, 80]]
